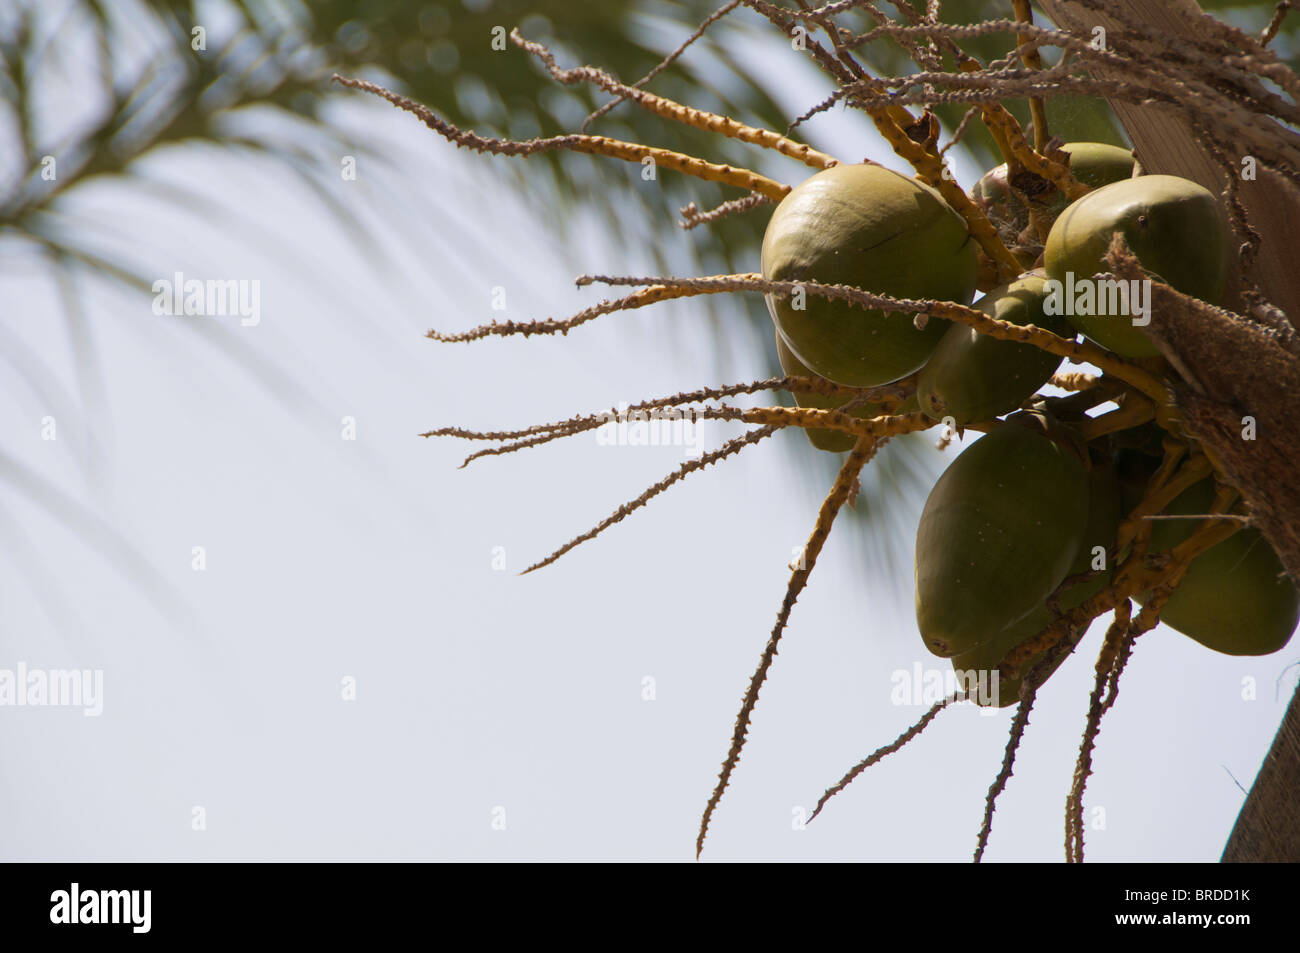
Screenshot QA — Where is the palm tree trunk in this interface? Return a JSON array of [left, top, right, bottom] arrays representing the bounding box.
[[1222, 684, 1300, 861]]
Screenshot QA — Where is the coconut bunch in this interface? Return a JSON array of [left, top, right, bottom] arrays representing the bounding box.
[[762, 151, 1298, 705], [337, 2, 1300, 858]]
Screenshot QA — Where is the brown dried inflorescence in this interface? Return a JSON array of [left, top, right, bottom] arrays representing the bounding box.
[[338, 1, 1300, 861]]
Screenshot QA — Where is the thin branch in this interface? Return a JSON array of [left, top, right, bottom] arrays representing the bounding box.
[[808, 693, 964, 824], [679, 193, 773, 229], [697, 434, 881, 857], [520, 425, 777, 575], [331, 75, 791, 200], [512, 29, 839, 170], [583, 0, 744, 129]]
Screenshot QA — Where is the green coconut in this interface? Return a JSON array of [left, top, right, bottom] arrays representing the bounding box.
[[762, 163, 978, 387], [1044, 174, 1230, 357], [1139, 478, 1299, 656], [916, 272, 1072, 426], [914, 414, 1091, 658], [775, 330, 885, 453], [952, 462, 1121, 706]]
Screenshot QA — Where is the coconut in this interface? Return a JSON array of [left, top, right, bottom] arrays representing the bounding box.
[[762, 163, 978, 387]]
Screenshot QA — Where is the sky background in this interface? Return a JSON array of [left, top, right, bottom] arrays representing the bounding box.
[[1, 2, 1297, 862]]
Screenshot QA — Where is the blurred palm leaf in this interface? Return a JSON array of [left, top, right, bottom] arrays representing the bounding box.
[[13, 0, 1287, 599], [313, 1, 795, 271]]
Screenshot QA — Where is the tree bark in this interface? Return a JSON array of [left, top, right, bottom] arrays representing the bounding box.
[[1221, 683, 1300, 861], [1035, 0, 1300, 862]]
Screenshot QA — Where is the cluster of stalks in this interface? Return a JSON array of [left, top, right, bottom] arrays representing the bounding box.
[[334, 0, 1295, 860]]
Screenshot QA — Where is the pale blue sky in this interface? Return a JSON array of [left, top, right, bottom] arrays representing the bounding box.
[[0, 6, 1294, 861]]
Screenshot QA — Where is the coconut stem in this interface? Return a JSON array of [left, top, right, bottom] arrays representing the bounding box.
[[702, 406, 937, 440], [510, 30, 842, 171], [1114, 453, 1213, 555], [1011, 0, 1050, 151], [999, 474, 1239, 677], [425, 281, 746, 343], [581, 273, 1174, 404], [1066, 601, 1142, 863], [808, 694, 964, 826], [874, 112, 1026, 282], [697, 431, 880, 858], [1075, 393, 1156, 441], [976, 97, 1087, 201], [331, 75, 791, 201]]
